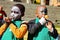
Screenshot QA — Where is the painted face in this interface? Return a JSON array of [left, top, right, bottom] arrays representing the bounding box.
[[38, 7, 47, 15], [36, 7, 44, 18], [38, 7, 45, 15], [37, 7, 47, 18], [10, 6, 21, 20]]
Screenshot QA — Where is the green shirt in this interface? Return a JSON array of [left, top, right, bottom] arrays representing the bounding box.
[[1, 20, 23, 40], [33, 18, 55, 40]]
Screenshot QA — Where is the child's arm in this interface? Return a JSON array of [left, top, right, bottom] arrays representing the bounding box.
[[28, 21, 41, 34], [45, 21, 58, 38], [9, 23, 27, 38], [28, 17, 46, 34], [0, 23, 8, 36]]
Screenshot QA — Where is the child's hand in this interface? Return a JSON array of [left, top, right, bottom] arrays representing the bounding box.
[[4, 17, 11, 23], [45, 21, 53, 32]]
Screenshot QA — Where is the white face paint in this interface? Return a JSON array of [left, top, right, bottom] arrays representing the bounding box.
[[38, 7, 45, 15], [10, 6, 21, 20]]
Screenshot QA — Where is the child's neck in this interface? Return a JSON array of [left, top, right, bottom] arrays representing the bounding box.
[[14, 18, 22, 21]]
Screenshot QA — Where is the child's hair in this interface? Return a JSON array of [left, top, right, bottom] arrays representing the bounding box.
[[14, 4, 25, 17]]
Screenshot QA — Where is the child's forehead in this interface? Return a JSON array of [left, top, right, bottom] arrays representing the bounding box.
[[37, 6, 45, 11], [11, 6, 20, 11]]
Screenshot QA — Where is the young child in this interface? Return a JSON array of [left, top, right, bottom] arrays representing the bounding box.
[[28, 5, 58, 40], [0, 4, 27, 40]]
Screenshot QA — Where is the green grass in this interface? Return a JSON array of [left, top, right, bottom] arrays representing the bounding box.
[[55, 24, 60, 34], [55, 24, 60, 27]]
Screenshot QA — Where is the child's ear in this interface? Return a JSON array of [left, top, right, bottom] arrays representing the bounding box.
[[21, 13, 24, 17]]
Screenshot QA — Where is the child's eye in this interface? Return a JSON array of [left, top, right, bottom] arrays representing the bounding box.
[[41, 11, 44, 13], [14, 11, 19, 14], [11, 11, 19, 14]]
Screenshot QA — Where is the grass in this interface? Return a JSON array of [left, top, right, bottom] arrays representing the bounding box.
[[55, 24, 60, 34]]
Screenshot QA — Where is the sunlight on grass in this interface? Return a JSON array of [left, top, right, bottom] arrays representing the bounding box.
[[24, 31, 28, 40], [55, 24, 60, 34]]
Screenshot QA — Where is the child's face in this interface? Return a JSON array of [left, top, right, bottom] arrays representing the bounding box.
[[36, 7, 44, 19], [10, 6, 21, 20], [36, 6, 47, 19]]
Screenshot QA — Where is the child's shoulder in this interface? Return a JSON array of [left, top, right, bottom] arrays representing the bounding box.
[[28, 19, 36, 24]]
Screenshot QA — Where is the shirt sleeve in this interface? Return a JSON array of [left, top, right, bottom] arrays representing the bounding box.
[[28, 20, 41, 34], [9, 23, 27, 38], [49, 23, 58, 38], [0, 23, 8, 36]]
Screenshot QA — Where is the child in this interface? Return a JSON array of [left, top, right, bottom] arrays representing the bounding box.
[[28, 5, 58, 40], [1, 4, 27, 40]]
